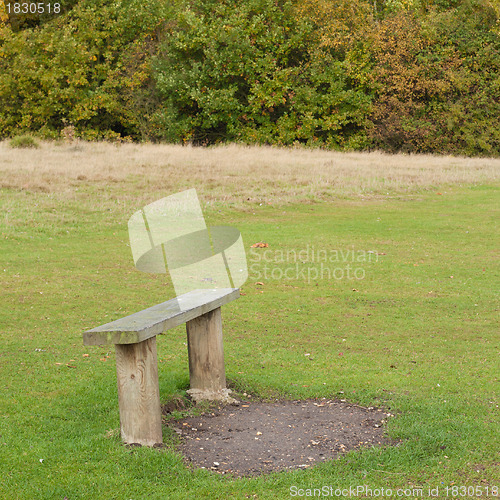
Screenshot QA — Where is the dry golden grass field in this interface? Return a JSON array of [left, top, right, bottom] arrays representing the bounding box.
[[1, 141, 499, 208]]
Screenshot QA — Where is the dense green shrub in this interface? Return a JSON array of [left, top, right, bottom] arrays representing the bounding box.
[[9, 134, 39, 148], [152, 0, 372, 147], [0, 0, 170, 140]]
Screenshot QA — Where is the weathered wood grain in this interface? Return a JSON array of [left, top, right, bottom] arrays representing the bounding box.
[[83, 288, 239, 345], [115, 337, 162, 446], [186, 307, 226, 392]]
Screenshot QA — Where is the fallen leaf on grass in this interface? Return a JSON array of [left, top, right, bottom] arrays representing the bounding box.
[[251, 242, 269, 248], [105, 429, 119, 438]]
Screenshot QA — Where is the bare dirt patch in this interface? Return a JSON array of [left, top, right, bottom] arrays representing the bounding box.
[[168, 399, 395, 477]]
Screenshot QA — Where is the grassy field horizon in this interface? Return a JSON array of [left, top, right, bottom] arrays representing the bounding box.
[[2, 140, 500, 205], [1, 142, 498, 498]]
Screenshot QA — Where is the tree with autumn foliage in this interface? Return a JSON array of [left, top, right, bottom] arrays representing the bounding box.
[[0, 0, 498, 155], [364, 1, 500, 155], [0, 0, 171, 140]]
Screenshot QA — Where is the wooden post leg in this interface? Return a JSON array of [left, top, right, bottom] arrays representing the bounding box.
[[115, 337, 162, 446], [186, 307, 232, 402]]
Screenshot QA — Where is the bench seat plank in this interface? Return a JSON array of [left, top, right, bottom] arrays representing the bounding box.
[[83, 288, 239, 346]]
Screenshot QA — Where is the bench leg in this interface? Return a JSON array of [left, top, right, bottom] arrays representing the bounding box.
[[115, 337, 162, 446], [186, 307, 235, 403]]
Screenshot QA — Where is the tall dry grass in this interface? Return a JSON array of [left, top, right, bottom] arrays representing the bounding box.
[[1, 141, 499, 207]]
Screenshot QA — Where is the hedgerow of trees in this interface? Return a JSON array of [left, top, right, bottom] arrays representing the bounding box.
[[1, 0, 499, 155]]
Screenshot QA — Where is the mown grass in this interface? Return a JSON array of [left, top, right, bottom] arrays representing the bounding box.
[[0, 143, 498, 499]]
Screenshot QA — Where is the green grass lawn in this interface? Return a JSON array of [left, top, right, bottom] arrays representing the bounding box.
[[0, 180, 498, 499]]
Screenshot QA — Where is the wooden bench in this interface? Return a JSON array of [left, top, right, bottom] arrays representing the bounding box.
[[83, 288, 239, 447]]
